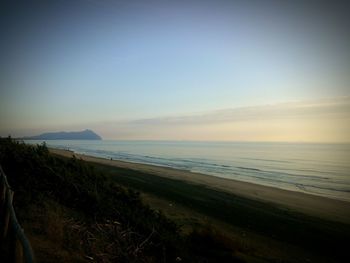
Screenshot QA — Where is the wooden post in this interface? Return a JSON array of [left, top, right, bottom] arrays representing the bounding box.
[[0, 166, 35, 262]]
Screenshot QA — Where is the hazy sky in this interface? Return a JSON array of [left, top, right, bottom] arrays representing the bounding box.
[[1, 0, 350, 142]]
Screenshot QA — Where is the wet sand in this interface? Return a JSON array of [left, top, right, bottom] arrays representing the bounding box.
[[50, 148, 350, 224]]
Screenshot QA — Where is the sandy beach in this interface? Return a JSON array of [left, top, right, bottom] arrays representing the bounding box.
[[50, 148, 350, 224]]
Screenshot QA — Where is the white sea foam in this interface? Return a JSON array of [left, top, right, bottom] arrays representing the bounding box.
[[25, 140, 350, 202]]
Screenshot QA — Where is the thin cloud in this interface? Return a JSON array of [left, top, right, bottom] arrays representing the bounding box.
[[3, 97, 349, 142], [87, 96, 350, 142], [126, 96, 350, 126]]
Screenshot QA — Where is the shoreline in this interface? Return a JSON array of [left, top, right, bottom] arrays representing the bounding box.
[[50, 148, 350, 224]]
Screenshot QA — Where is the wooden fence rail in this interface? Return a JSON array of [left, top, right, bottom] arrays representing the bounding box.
[[0, 165, 35, 263]]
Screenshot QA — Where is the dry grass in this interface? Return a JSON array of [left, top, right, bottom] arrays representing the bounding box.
[[21, 201, 86, 262], [21, 200, 169, 263]]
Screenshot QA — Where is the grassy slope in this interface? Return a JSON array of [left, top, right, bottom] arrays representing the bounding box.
[[0, 138, 244, 263]]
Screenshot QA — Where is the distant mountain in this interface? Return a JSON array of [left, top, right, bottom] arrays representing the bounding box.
[[24, 129, 102, 140]]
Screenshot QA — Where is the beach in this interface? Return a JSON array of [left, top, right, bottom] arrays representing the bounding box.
[[50, 148, 350, 224]]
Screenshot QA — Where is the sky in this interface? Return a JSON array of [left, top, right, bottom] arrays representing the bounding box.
[[1, 0, 350, 142]]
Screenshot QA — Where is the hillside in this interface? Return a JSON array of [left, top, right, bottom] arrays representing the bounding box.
[[0, 137, 243, 263], [23, 129, 102, 140]]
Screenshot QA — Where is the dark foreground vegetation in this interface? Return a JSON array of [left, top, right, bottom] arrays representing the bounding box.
[[0, 137, 244, 263]]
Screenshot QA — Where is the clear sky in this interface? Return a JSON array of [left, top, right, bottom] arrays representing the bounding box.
[[1, 0, 350, 142]]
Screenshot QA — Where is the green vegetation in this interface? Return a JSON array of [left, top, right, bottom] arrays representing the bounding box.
[[0, 137, 244, 262]]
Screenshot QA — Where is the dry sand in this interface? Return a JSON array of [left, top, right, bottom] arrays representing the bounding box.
[[50, 148, 350, 224]]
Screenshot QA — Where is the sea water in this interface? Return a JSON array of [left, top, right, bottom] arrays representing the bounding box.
[[25, 140, 350, 202]]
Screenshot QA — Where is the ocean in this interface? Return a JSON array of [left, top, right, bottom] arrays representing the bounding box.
[[25, 140, 350, 202]]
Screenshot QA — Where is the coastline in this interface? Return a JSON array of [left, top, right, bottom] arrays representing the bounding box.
[[50, 148, 350, 224]]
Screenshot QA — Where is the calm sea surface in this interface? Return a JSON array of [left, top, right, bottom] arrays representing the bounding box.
[[25, 140, 350, 202]]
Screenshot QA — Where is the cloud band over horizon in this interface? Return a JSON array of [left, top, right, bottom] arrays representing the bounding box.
[[3, 97, 349, 143]]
